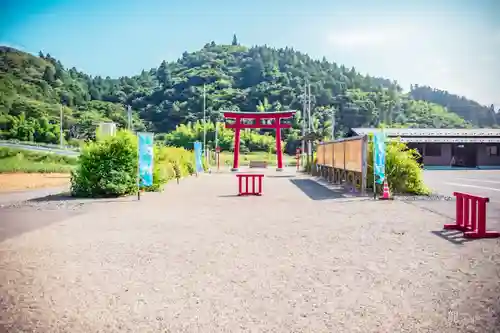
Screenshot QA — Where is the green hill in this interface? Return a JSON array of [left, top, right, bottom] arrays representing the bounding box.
[[409, 85, 498, 127], [2, 38, 494, 151]]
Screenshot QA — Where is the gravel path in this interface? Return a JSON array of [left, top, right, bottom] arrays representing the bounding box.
[[0, 170, 499, 332]]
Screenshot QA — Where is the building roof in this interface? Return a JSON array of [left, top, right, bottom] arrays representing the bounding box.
[[397, 137, 500, 143], [350, 128, 500, 137]]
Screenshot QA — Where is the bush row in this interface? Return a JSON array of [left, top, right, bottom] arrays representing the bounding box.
[[70, 130, 205, 197]]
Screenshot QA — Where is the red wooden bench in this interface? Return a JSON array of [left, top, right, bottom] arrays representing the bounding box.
[[236, 174, 264, 196]]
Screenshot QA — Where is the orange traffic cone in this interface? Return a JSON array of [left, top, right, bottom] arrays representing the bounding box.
[[380, 180, 392, 200]]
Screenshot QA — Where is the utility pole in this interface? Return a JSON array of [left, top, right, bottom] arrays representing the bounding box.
[[307, 84, 312, 132], [59, 104, 64, 148], [331, 109, 335, 140], [301, 84, 306, 167], [214, 121, 218, 150], [307, 83, 312, 163], [203, 84, 207, 159], [127, 105, 132, 131]]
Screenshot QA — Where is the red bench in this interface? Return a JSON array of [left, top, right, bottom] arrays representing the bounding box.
[[236, 174, 264, 196]]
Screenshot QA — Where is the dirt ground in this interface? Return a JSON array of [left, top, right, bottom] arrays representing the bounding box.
[[0, 173, 70, 192], [0, 169, 499, 332]]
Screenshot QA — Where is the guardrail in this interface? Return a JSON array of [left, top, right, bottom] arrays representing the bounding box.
[[0, 142, 80, 156], [0, 140, 80, 151]]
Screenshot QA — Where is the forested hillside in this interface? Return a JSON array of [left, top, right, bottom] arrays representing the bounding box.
[[0, 37, 496, 152], [409, 85, 498, 127]]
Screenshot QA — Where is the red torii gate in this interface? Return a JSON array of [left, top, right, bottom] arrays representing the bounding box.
[[223, 111, 296, 171]]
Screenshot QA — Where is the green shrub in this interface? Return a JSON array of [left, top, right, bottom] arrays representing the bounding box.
[[367, 136, 429, 195], [71, 130, 138, 197]]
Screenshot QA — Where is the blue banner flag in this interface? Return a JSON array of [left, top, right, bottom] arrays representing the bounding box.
[[193, 141, 204, 173], [373, 132, 386, 184], [138, 132, 154, 187]]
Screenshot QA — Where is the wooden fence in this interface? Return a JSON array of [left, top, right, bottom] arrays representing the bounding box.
[[314, 135, 368, 194]]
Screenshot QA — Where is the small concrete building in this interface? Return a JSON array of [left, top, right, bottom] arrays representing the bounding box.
[[348, 128, 500, 169]]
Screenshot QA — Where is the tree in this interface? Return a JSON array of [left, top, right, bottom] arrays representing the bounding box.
[[42, 66, 56, 85], [156, 60, 172, 88], [232, 34, 239, 46]]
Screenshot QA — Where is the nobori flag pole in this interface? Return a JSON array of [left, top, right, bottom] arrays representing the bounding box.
[[203, 84, 207, 160]]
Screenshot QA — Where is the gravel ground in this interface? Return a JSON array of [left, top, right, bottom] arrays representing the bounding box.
[[0, 170, 499, 332]]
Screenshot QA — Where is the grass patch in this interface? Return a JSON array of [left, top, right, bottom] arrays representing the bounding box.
[[0, 147, 77, 173]]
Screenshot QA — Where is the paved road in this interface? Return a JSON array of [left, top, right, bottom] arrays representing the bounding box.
[[0, 142, 79, 156], [424, 170, 500, 201]]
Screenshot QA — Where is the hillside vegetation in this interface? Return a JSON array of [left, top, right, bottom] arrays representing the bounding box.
[[1, 36, 497, 153]]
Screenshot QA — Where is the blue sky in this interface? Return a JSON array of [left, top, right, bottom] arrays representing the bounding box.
[[1, 0, 499, 107]]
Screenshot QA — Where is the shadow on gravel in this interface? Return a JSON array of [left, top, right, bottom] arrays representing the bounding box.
[[28, 192, 77, 202], [28, 193, 133, 203], [0, 193, 136, 242], [0, 208, 84, 243], [430, 229, 473, 245], [290, 179, 347, 200]]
